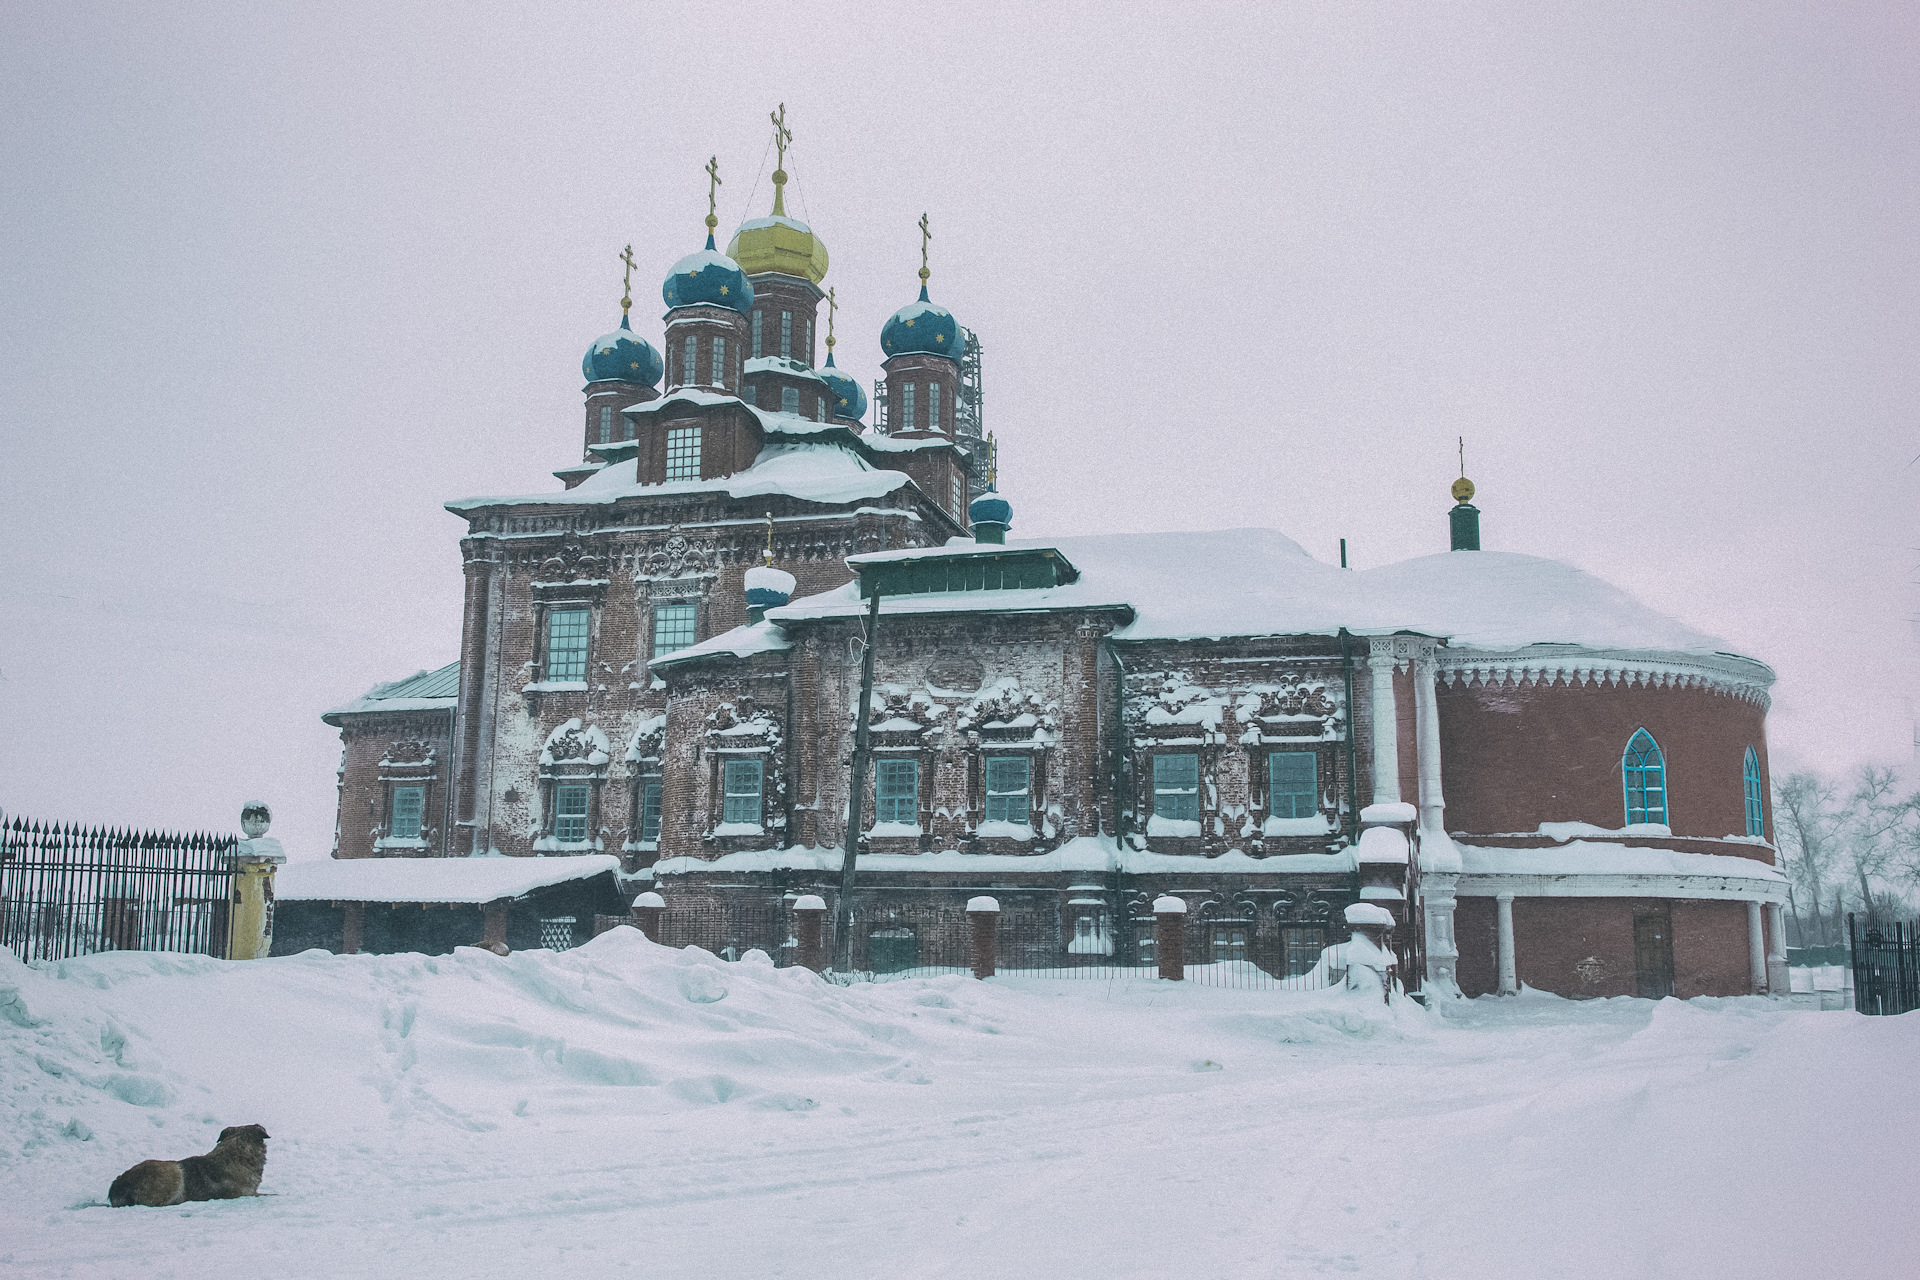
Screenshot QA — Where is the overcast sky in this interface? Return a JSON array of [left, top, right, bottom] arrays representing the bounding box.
[[4, 2, 1917, 860]]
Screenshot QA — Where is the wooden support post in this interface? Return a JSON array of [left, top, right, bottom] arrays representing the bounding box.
[[342, 901, 365, 955], [482, 898, 509, 954]]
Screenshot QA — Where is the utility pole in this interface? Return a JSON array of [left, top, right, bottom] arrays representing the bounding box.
[[834, 582, 883, 972]]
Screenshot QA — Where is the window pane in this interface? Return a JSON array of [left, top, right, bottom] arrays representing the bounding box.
[[752, 311, 763, 359], [652, 602, 696, 657], [1623, 730, 1667, 825], [780, 311, 791, 359], [951, 472, 963, 516], [1153, 754, 1200, 822], [1269, 752, 1318, 819], [641, 778, 662, 843], [666, 425, 702, 481], [546, 608, 589, 681], [682, 335, 696, 385], [781, 386, 799, 414], [556, 783, 589, 842], [391, 785, 424, 839], [816, 395, 824, 422], [902, 383, 915, 429], [711, 335, 725, 386], [876, 759, 919, 825], [984, 756, 1030, 824], [805, 317, 812, 364], [598, 405, 611, 443], [744, 384, 757, 407], [1743, 748, 1764, 837], [929, 381, 941, 431], [723, 759, 763, 825]]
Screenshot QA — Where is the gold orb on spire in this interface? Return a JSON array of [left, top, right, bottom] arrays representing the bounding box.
[[1452, 476, 1476, 504]]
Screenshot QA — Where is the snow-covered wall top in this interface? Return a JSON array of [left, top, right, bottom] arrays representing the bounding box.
[[767, 528, 1761, 665], [278, 854, 622, 903], [447, 442, 910, 513]]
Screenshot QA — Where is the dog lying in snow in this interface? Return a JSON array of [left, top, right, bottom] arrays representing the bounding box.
[[108, 1125, 270, 1207]]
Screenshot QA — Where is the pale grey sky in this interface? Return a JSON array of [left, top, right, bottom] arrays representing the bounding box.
[[4, 2, 1916, 860]]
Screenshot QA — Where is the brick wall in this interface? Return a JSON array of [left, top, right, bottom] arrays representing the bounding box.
[[1455, 894, 1756, 998], [331, 711, 454, 859]]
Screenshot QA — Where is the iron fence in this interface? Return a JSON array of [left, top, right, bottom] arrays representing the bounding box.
[[1850, 914, 1920, 1016], [0, 813, 237, 962]]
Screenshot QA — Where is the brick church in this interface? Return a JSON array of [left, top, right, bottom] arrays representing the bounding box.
[[322, 114, 1790, 1000]]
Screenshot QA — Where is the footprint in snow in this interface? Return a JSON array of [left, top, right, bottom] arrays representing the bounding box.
[[678, 970, 727, 1003]]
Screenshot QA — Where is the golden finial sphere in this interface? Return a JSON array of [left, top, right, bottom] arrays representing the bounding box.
[[1451, 476, 1476, 504], [772, 168, 787, 185], [918, 266, 930, 282]]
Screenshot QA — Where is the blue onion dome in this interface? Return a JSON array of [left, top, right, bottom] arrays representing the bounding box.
[[969, 491, 1012, 529], [582, 315, 663, 386], [662, 234, 754, 314], [818, 351, 867, 420], [881, 285, 965, 360]]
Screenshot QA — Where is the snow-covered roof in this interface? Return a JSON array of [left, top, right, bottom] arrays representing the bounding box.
[[449, 441, 911, 513], [744, 355, 827, 384], [322, 661, 459, 724], [277, 854, 621, 903], [762, 529, 1766, 670], [651, 619, 793, 669]]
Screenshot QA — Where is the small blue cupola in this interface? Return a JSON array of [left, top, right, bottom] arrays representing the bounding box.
[[819, 351, 867, 422], [582, 316, 663, 386], [968, 434, 1010, 544]]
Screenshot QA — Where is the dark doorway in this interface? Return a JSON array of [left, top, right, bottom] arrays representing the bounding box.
[[867, 926, 918, 974], [1634, 907, 1675, 999]]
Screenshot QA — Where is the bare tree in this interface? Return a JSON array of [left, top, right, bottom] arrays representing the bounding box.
[[1840, 766, 1920, 928], [1773, 772, 1841, 945]]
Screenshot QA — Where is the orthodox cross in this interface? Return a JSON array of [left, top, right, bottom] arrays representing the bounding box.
[[825, 286, 838, 352], [987, 431, 997, 489], [1458, 436, 1465, 476], [704, 155, 722, 234], [619, 244, 635, 317], [918, 212, 931, 285], [770, 103, 791, 174]]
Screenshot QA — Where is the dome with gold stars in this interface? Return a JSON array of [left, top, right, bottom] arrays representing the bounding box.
[[582, 316, 663, 386], [662, 235, 754, 314], [881, 286, 965, 362], [818, 352, 866, 421], [728, 215, 829, 284]]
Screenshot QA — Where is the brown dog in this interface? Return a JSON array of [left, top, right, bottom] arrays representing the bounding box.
[[107, 1124, 270, 1207]]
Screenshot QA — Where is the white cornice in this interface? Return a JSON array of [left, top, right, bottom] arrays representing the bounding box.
[[1434, 645, 1773, 708]]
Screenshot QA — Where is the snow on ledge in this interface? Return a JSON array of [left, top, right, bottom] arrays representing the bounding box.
[[277, 855, 621, 903]]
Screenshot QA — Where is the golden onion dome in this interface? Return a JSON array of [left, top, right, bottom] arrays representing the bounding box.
[[727, 211, 829, 283]]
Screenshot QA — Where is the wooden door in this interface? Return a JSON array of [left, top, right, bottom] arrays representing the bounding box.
[[1634, 909, 1674, 999]]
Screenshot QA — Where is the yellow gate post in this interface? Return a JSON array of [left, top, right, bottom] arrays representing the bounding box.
[[227, 802, 285, 960]]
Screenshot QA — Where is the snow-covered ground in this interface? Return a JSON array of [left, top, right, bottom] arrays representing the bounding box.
[[4, 934, 1914, 1279]]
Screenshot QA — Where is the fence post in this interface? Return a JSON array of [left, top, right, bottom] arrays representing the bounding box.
[[630, 890, 665, 942], [1154, 895, 1187, 981], [967, 896, 1000, 979], [793, 895, 827, 972], [227, 802, 285, 961], [481, 898, 510, 954]]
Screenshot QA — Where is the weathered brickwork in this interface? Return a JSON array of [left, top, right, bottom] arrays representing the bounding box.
[[330, 712, 454, 859]]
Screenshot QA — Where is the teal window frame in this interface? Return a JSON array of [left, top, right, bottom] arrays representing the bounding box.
[[640, 777, 662, 844], [929, 380, 941, 431], [390, 785, 424, 840], [665, 425, 701, 482], [1268, 751, 1318, 819], [1743, 747, 1764, 837], [902, 382, 915, 429], [652, 602, 696, 657], [1623, 729, 1667, 826], [545, 607, 589, 682], [555, 782, 590, 843], [722, 759, 763, 826], [781, 386, 799, 414], [876, 759, 919, 826], [780, 310, 792, 359], [983, 756, 1030, 825], [1153, 754, 1200, 822]]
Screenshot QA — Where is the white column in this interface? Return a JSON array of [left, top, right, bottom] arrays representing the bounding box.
[[1496, 892, 1518, 996], [1367, 638, 1400, 805], [1412, 643, 1462, 998], [1766, 902, 1790, 996], [1746, 901, 1767, 994]]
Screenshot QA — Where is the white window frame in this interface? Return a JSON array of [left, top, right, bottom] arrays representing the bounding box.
[[902, 382, 916, 430], [722, 759, 763, 826], [711, 335, 726, 386], [929, 380, 941, 432]]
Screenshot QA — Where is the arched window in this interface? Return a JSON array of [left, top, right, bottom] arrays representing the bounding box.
[[1742, 747, 1764, 837], [1622, 729, 1667, 826]]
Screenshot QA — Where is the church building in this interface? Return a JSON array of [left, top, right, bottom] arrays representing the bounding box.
[[322, 111, 1789, 1001]]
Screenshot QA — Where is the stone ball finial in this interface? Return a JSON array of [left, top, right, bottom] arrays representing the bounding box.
[[240, 802, 271, 839]]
